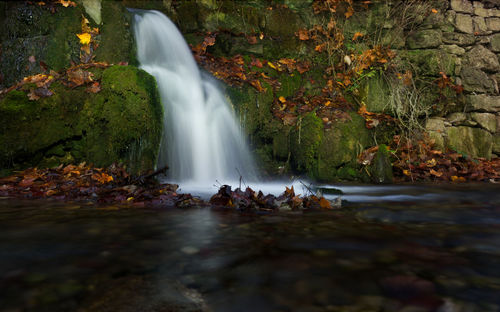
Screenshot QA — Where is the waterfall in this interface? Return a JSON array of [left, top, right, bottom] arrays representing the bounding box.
[[132, 10, 256, 185]]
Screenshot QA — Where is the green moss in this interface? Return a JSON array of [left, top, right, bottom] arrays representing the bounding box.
[[276, 72, 303, 98], [290, 112, 323, 176], [359, 71, 391, 113], [44, 6, 83, 71], [316, 112, 372, 182], [398, 49, 456, 76], [79, 66, 162, 173], [95, 1, 136, 65], [369, 144, 393, 184], [0, 66, 162, 174]]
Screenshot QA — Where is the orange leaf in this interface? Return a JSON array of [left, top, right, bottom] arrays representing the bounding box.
[[430, 169, 442, 177], [315, 44, 325, 52], [352, 32, 364, 41], [278, 96, 286, 103], [345, 6, 354, 18], [431, 8, 438, 13], [86, 81, 101, 93], [249, 80, 265, 92], [297, 29, 310, 41], [319, 197, 332, 209]]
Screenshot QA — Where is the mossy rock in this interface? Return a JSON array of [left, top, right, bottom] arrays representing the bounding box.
[[94, 1, 137, 65], [398, 49, 456, 76], [446, 126, 493, 160], [359, 71, 391, 113], [0, 65, 162, 174], [316, 112, 372, 182], [369, 144, 393, 184], [290, 112, 323, 176]]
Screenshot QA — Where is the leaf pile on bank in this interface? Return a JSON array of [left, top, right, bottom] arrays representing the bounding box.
[[388, 136, 500, 182], [210, 185, 340, 213], [0, 164, 201, 207]]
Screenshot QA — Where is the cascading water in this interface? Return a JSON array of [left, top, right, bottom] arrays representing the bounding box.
[[132, 10, 256, 186]]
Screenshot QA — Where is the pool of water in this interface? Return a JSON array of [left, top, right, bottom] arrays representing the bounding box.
[[1, 183, 500, 311]]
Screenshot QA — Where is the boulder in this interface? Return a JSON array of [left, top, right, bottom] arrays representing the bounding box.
[[0, 66, 162, 174], [316, 113, 372, 181]]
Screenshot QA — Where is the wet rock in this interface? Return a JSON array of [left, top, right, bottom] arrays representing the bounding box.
[[80, 275, 207, 312], [369, 145, 393, 184], [380, 275, 435, 300]]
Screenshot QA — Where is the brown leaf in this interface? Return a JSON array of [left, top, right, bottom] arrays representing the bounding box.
[[249, 80, 265, 92], [297, 29, 310, 41], [86, 81, 101, 93], [251, 58, 263, 68], [247, 36, 257, 44], [283, 114, 297, 126], [67, 68, 93, 87], [352, 32, 364, 41], [319, 197, 332, 209]]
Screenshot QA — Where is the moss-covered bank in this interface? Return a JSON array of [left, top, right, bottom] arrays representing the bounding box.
[[0, 66, 162, 175]]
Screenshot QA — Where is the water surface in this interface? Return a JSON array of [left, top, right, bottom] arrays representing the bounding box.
[[1, 184, 500, 311]]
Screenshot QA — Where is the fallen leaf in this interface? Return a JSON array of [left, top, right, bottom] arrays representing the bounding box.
[[86, 81, 101, 93], [279, 96, 286, 103], [352, 32, 364, 41], [319, 197, 332, 209], [345, 6, 354, 18], [77, 33, 91, 45], [297, 29, 310, 41], [247, 36, 257, 44]]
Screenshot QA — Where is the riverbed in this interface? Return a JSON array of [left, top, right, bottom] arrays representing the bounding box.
[[1, 183, 499, 311]]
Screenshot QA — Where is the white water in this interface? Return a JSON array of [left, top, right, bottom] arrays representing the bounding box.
[[132, 10, 256, 186], [130, 10, 445, 203]]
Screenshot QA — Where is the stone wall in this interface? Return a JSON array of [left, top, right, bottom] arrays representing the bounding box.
[[422, 0, 500, 159]]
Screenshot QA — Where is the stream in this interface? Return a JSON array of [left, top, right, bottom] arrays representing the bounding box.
[[1, 183, 500, 311]]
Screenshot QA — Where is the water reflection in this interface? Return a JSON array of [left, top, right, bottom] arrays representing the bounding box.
[[0, 184, 500, 311]]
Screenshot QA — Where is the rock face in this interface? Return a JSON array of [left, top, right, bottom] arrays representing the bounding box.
[[0, 2, 159, 174], [2, 0, 500, 181], [0, 66, 162, 174]]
